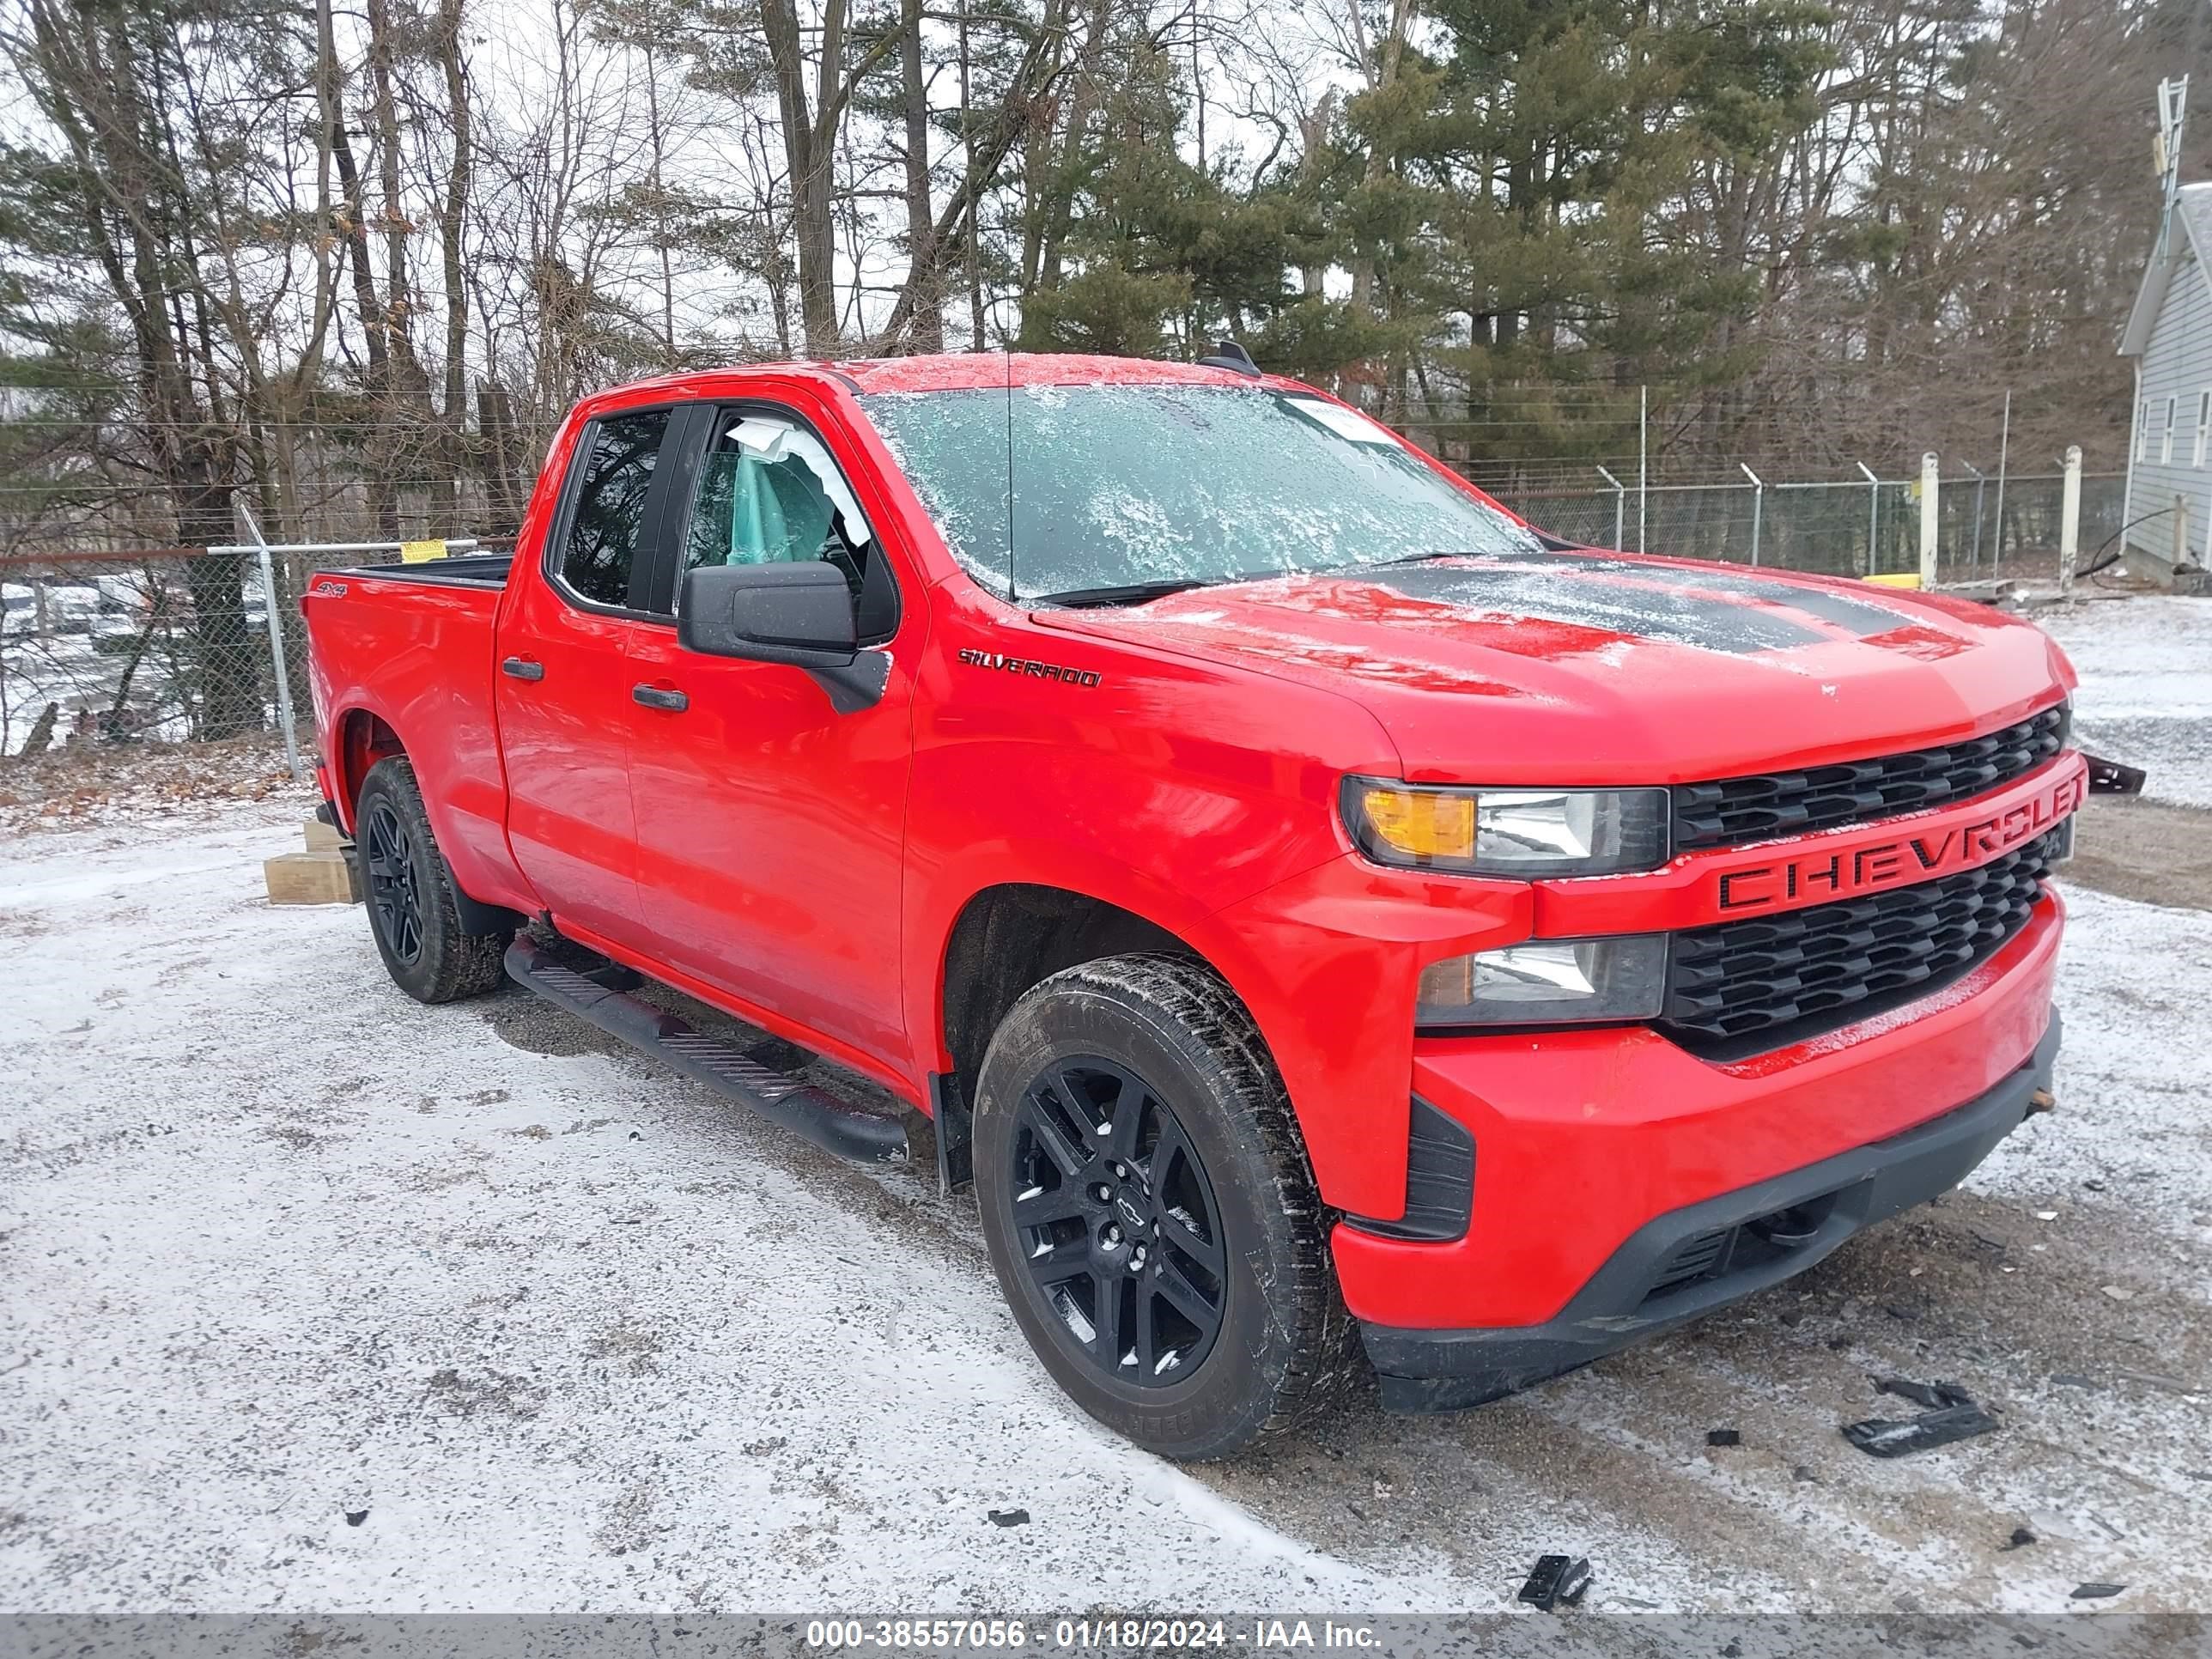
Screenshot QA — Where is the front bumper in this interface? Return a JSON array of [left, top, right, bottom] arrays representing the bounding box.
[[1331, 887, 2064, 1330], [1360, 1009, 2059, 1411]]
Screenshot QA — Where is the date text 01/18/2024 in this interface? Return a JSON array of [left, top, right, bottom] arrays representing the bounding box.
[[802, 1620, 1382, 1650]]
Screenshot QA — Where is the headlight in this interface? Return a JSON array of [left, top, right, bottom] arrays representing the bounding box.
[[1342, 779, 1669, 877], [1417, 935, 1669, 1029]]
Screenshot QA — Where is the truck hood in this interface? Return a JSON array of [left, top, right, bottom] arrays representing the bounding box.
[[1036, 550, 2074, 784]]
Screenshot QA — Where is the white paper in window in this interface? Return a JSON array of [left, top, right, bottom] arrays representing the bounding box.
[[727, 417, 874, 546], [1279, 395, 1400, 447]]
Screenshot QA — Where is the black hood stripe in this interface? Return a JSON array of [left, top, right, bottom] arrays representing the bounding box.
[[1486, 550, 1917, 637], [1358, 553, 1917, 654], [1369, 562, 1814, 654]]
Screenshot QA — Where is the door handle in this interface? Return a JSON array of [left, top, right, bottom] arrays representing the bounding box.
[[631, 683, 689, 712], [501, 656, 544, 681]]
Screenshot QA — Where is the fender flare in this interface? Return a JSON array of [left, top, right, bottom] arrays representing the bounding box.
[[908, 839, 1305, 1091], [335, 703, 526, 937]]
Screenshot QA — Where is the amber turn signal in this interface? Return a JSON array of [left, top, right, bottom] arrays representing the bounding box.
[[1340, 777, 1670, 877], [1356, 786, 1478, 863]]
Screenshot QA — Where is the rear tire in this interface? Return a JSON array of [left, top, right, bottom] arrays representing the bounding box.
[[356, 757, 508, 1005], [972, 953, 1357, 1460]]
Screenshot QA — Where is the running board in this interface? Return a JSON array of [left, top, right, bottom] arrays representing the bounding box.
[[503, 937, 907, 1165]]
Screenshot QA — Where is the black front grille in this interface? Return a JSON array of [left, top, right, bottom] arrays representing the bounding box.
[[1671, 703, 2069, 853], [1660, 830, 2058, 1055]]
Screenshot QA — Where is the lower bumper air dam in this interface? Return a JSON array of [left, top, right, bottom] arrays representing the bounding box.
[[1359, 1010, 2061, 1413]]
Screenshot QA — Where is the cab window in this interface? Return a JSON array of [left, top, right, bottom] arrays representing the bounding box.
[[557, 407, 672, 608], [678, 410, 896, 640]]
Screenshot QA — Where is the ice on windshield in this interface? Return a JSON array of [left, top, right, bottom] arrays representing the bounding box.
[[860, 383, 1538, 599]]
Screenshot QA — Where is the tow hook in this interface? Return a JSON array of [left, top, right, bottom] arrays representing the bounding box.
[[2027, 1087, 2057, 1116]]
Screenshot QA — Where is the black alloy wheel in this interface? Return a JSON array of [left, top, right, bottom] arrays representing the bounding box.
[[362, 795, 425, 965], [352, 756, 508, 1003], [971, 953, 1358, 1459], [1007, 1057, 1228, 1386]]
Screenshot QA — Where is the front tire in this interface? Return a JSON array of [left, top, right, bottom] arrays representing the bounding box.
[[972, 954, 1356, 1460], [356, 757, 507, 1004]]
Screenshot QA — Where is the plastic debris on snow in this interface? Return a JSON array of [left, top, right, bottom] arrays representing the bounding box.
[[1873, 1376, 1974, 1410], [1516, 1554, 1592, 1613], [1843, 1399, 1999, 1459]]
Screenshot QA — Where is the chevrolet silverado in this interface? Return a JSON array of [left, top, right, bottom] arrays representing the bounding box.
[[301, 350, 2085, 1459]]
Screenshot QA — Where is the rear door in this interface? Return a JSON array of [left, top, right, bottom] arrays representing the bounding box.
[[496, 404, 682, 951], [622, 397, 918, 1070]]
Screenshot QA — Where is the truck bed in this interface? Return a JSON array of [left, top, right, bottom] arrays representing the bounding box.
[[301, 558, 516, 908], [321, 554, 514, 589]]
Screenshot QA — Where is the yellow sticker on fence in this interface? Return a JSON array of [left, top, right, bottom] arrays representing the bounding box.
[[399, 538, 447, 564]]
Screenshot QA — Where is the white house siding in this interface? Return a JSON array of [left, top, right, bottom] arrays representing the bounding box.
[[2129, 237, 2212, 561]]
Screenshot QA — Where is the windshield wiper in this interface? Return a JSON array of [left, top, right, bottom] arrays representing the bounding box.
[[1349, 550, 1491, 569], [1029, 579, 1210, 608], [1300, 548, 1538, 580]]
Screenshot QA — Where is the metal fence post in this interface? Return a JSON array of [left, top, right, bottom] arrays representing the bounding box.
[[2059, 446, 2081, 595], [1961, 462, 1985, 575], [1740, 463, 1765, 565], [1638, 386, 1648, 552], [1595, 465, 1626, 550], [236, 512, 303, 781], [1918, 452, 1940, 587], [1855, 461, 1880, 576], [1993, 390, 2012, 577]]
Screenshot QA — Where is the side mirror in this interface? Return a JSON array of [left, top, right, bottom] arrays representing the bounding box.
[[678, 561, 888, 713]]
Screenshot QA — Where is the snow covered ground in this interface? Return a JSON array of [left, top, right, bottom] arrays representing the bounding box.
[[2038, 593, 2212, 807], [0, 811, 1483, 1613], [2, 597, 2209, 1617]]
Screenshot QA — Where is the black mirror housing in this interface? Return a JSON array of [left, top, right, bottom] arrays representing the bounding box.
[[680, 560, 859, 664], [678, 561, 889, 713]]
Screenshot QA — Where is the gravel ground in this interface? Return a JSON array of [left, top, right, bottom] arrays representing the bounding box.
[[3, 597, 2209, 1616]]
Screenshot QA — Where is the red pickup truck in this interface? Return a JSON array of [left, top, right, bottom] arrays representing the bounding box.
[[303, 350, 2084, 1460]]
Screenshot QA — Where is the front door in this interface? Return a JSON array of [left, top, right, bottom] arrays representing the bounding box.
[[623, 399, 916, 1071], [497, 404, 678, 951]]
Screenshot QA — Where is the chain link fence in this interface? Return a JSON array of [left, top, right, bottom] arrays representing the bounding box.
[[2, 552, 277, 758], [0, 539, 483, 761], [1483, 472, 2126, 580], [0, 467, 2126, 762]]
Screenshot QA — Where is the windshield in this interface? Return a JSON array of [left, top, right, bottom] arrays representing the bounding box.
[[860, 382, 1540, 601]]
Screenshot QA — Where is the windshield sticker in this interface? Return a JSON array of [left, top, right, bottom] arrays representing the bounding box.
[[1279, 396, 1399, 446]]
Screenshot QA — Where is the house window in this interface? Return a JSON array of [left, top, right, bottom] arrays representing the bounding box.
[[2163, 397, 2178, 463], [2140, 398, 2154, 462], [2197, 391, 2209, 465]]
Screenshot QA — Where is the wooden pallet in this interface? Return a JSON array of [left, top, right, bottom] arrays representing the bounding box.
[[265, 817, 360, 906]]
